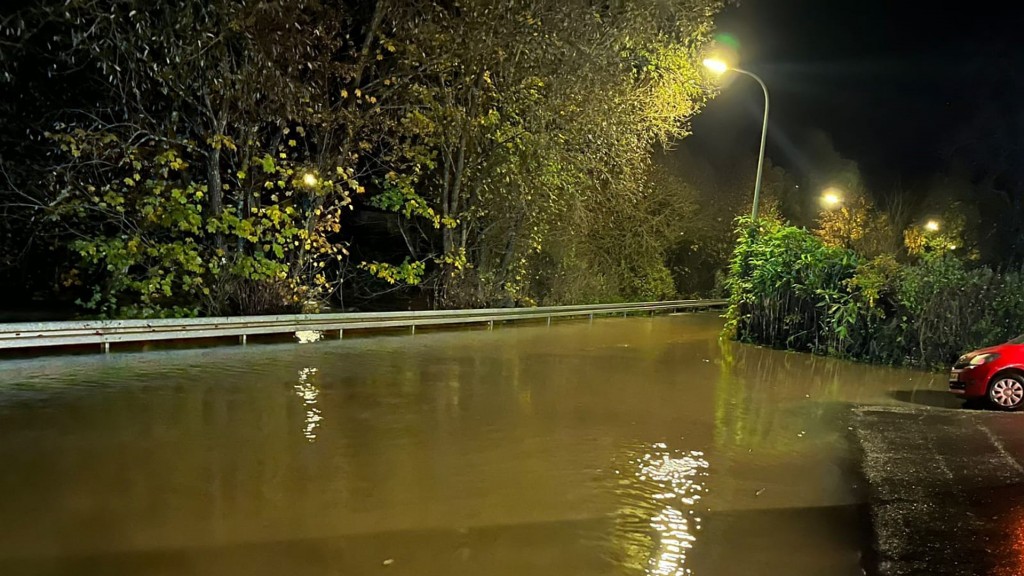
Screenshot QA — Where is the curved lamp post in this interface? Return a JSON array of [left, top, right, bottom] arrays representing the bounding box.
[[704, 58, 770, 221]]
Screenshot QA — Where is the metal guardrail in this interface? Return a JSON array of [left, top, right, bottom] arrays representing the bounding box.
[[0, 299, 727, 353]]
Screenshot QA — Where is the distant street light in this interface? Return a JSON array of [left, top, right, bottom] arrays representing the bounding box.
[[925, 219, 940, 232], [822, 188, 842, 208], [302, 173, 318, 187], [704, 57, 770, 221]]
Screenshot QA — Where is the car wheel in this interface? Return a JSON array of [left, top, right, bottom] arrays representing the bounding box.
[[988, 374, 1024, 411]]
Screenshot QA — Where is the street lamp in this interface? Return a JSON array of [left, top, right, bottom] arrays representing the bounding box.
[[704, 57, 770, 221], [302, 173, 318, 187], [822, 188, 842, 208], [925, 219, 940, 232], [702, 58, 729, 75]]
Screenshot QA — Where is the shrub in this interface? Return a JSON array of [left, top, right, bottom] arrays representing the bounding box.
[[726, 218, 1024, 369]]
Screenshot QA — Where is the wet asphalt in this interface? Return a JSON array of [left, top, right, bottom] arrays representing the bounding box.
[[854, 403, 1024, 576]]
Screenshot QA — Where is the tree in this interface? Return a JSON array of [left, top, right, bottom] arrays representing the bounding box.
[[0, 0, 388, 315], [0, 0, 727, 316], [660, 145, 800, 296], [357, 0, 724, 306], [939, 50, 1024, 264]]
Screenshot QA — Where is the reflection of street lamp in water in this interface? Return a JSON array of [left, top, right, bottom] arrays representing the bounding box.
[[294, 367, 322, 442], [610, 442, 709, 576]]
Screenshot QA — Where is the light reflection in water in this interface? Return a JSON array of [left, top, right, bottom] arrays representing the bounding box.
[[295, 330, 324, 344], [613, 442, 709, 576], [993, 502, 1024, 576], [294, 367, 322, 441]]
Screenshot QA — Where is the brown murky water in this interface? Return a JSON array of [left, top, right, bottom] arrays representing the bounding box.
[[0, 313, 950, 576]]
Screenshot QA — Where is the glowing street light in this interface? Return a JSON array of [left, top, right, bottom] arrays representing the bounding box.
[[702, 58, 729, 75], [924, 219, 940, 232], [704, 57, 770, 221], [822, 188, 842, 208], [302, 173, 318, 187]]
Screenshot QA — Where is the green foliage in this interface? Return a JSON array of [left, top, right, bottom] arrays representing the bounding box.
[[617, 248, 679, 303], [2, 0, 725, 315], [1, 0, 366, 316], [725, 217, 860, 355], [727, 218, 1024, 368], [359, 259, 426, 286], [357, 0, 722, 307], [49, 131, 348, 317]]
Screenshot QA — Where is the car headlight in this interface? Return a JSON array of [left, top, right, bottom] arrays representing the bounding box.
[[970, 353, 1001, 366]]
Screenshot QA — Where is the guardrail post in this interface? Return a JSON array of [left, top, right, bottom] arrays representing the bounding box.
[[101, 341, 110, 354], [239, 334, 247, 346], [589, 313, 593, 324], [547, 316, 552, 327], [338, 329, 344, 340], [488, 320, 494, 330], [411, 325, 416, 335]]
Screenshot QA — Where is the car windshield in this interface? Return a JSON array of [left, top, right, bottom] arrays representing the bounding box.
[[1011, 334, 1024, 344]]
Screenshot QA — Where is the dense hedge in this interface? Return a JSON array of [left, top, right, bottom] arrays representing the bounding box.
[[725, 218, 1024, 368]]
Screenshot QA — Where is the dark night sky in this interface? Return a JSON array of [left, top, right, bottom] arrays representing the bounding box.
[[686, 0, 1024, 192]]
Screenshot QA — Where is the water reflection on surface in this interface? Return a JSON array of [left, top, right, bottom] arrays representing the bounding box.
[[610, 441, 710, 576], [0, 313, 947, 575], [294, 367, 322, 441], [294, 330, 324, 344]]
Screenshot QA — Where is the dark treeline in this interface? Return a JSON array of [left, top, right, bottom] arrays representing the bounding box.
[[0, 0, 728, 318]]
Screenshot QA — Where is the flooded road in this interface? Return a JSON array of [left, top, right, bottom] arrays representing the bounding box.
[[0, 313, 949, 576]]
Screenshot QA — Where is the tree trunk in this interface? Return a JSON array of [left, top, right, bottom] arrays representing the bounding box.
[[441, 153, 453, 254], [203, 94, 228, 250], [460, 181, 481, 250], [207, 143, 224, 249], [447, 68, 486, 255]]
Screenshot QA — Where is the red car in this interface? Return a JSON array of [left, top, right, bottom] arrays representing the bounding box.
[[950, 336, 1024, 409]]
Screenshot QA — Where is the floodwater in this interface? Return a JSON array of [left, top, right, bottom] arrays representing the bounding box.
[[0, 313, 949, 576]]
